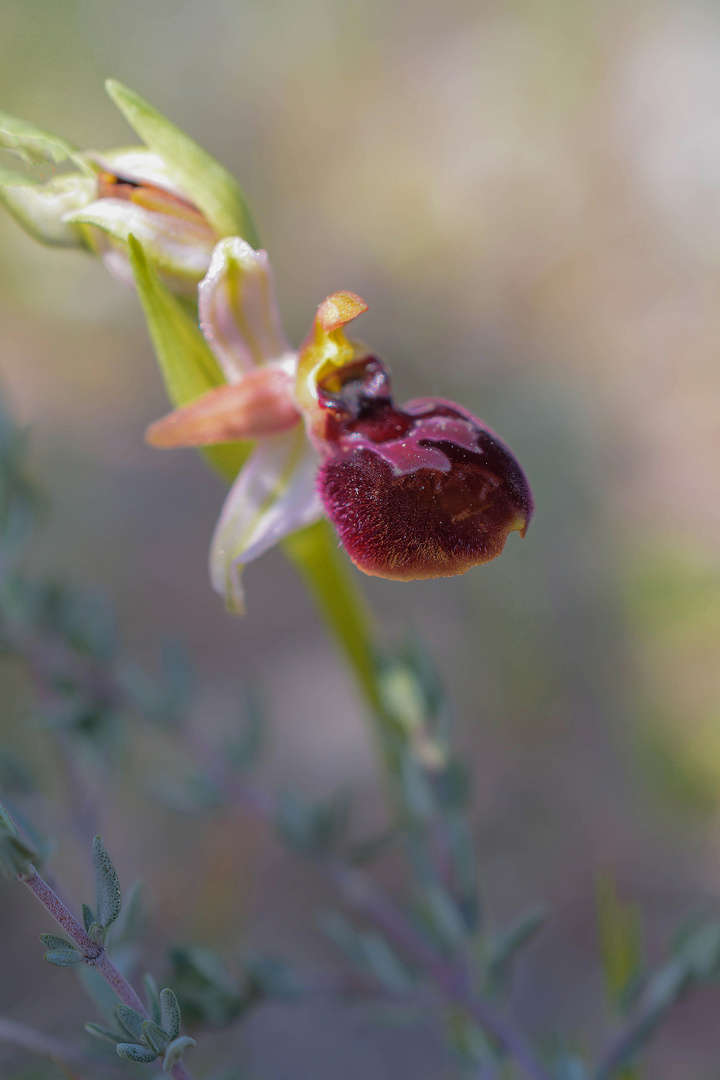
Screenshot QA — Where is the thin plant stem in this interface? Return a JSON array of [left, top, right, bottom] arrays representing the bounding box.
[[282, 520, 382, 713], [18, 869, 193, 1080], [183, 725, 552, 1080]]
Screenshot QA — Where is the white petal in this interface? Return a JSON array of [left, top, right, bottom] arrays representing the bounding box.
[[199, 237, 292, 382], [86, 148, 190, 200], [66, 198, 215, 294], [209, 425, 324, 613]]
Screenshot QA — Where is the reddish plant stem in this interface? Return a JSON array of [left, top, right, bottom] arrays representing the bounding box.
[[18, 869, 193, 1080]]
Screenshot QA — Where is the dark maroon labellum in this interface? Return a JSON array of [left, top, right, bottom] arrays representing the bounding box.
[[316, 358, 534, 580]]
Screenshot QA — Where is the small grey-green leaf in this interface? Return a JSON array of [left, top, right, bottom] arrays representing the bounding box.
[[114, 1004, 146, 1042], [159, 988, 180, 1041], [163, 1035, 196, 1073], [85, 1022, 123, 1045], [44, 948, 81, 967], [116, 1042, 158, 1063], [92, 834, 121, 929], [87, 921, 106, 945], [142, 1020, 169, 1054], [40, 933, 77, 951], [82, 903, 95, 933]]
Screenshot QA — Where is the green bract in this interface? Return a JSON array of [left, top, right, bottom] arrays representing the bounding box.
[[127, 235, 250, 481], [105, 80, 258, 246]]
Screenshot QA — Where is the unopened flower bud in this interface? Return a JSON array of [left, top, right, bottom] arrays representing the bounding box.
[[0, 81, 257, 297]]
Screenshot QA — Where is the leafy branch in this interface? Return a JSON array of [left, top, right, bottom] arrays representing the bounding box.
[[0, 808, 195, 1078]]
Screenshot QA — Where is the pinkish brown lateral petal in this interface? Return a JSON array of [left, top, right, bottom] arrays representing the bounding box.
[[145, 367, 301, 448]]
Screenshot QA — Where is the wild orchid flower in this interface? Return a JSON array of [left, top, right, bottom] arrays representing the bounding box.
[[146, 240, 534, 612], [0, 81, 256, 296], [0, 81, 532, 614]]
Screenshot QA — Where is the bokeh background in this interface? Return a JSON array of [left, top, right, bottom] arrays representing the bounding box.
[[2, 0, 720, 1076]]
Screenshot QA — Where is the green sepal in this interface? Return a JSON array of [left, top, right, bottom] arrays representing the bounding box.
[[105, 79, 259, 246], [159, 987, 181, 1041], [0, 170, 95, 247], [127, 234, 249, 481], [0, 109, 77, 166], [92, 834, 122, 929], [116, 1042, 158, 1063], [163, 1035, 196, 1073], [44, 948, 81, 967]]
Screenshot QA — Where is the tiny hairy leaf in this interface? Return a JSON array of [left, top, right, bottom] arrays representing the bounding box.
[[40, 933, 77, 952], [116, 1042, 158, 1063], [44, 948, 81, 967], [92, 834, 122, 929], [114, 1004, 146, 1043], [159, 987, 181, 1041], [81, 903, 95, 933]]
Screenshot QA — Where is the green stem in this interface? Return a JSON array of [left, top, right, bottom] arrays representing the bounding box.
[[282, 519, 384, 715]]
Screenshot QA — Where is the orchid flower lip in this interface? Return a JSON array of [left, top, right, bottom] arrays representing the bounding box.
[[311, 350, 534, 582]]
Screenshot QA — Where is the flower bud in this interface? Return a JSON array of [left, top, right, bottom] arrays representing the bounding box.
[[68, 157, 218, 296], [0, 81, 257, 297]]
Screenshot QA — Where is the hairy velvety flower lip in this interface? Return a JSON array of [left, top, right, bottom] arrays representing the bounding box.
[[313, 353, 534, 580]]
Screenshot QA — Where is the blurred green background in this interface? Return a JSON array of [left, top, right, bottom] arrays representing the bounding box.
[[2, 0, 720, 1076]]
